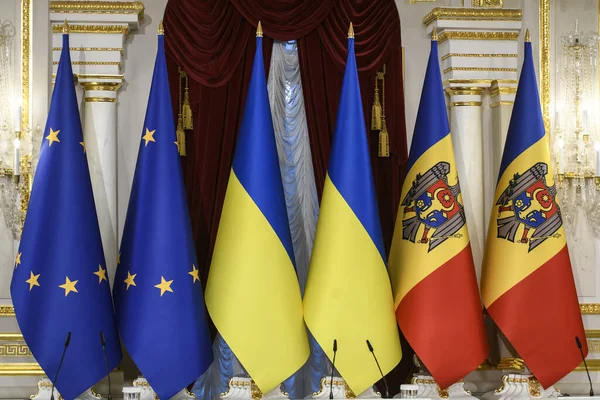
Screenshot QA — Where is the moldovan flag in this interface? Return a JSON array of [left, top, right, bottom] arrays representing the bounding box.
[[205, 24, 309, 393], [481, 34, 586, 387], [303, 25, 402, 396], [388, 31, 488, 389]]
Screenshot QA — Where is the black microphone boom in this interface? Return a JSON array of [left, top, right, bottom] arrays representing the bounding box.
[[100, 331, 112, 400], [329, 339, 337, 399], [576, 336, 594, 396], [50, 331, 71, 400], [366, 339, 389, 399]]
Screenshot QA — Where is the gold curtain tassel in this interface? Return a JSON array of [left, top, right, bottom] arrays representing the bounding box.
[[182, 91, 193, 130], [177, 114, 186, 156], [378, 120, 390, 158], [181, 71, 193, 130], [371, 86, 382, 131]]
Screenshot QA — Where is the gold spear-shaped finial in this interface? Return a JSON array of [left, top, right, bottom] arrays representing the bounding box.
[[257, 21, 263, 37], [348, 23, 354, 39], [63, 19, 69, 34], [525, 28, 531, 42], [432, 26, 438, 41], [158, 20, 164, 35]]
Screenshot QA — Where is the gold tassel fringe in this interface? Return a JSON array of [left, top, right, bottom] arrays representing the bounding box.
[[177, 114, 186, 156], [371, 85, 382, 131], [379, 119, 390, 157], [182, 72, 193, 130]]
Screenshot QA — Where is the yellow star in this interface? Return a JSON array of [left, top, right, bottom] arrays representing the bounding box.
[[142, 128, 156, 146], [46, 128, 60, 146], [124, 271, 136, 290], [25, 271, 40, 291], [58, 277, 78, 297], [79, 141, 86, 153], [94, 265, 107, 283], [154, 276, 174, 296], [117, 252, 121, 265], [15, 252, 22, 269], [188, 264, 200, 283]]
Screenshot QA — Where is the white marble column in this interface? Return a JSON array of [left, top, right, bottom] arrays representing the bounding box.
[[79, 80, 122, 284], [446, 87, 485, 280]]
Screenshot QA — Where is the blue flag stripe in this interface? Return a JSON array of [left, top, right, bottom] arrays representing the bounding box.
[[113, 34, 213, 400], [405, 40, 449, 175], [10, 33, 122, 400], [327, 38, 386, 261], [497, 42, 545, 179], [232, 36, 296, 266]]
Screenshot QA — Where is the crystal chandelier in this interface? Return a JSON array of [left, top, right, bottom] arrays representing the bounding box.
[[552, 21, 600, 236]]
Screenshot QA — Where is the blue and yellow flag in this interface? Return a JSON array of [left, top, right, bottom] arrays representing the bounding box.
[[303, 25, 402, 395], [10, 30, 122, 400], [205, 24, 309, 393], [113, 27, 213, 399], [481, 33, 585, 388]]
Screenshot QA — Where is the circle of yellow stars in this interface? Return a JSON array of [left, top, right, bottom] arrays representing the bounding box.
[[121, 264, 200, 296]]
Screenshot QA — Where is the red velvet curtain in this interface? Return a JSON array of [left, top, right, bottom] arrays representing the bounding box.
[[163, 0, 411, 388]]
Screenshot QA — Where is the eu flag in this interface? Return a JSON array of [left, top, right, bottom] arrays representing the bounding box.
[[113, 28, 213, 399], [10, 31, 122, 400]]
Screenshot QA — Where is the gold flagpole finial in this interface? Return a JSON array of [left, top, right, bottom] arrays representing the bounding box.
[[256, 21, 263, 37], [348, 23, 354, 39], [525, 28, 531, 42], [63, 19, 69, 34], [432, 26, 438, 41], [158, 20, 164, 35]]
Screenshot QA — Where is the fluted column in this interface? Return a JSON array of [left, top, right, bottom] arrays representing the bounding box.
[[487, 81, 516, 231], [446, 87, 485, 280], [79, 80, 122, 284]]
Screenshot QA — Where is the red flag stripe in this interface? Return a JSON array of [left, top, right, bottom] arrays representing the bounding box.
[[487, 246, 586, 388], [397, 245, 488, 389]]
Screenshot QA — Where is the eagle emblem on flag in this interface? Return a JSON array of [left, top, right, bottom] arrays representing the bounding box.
[[401, 161, 465, 252], [495, 162, 562, 252]]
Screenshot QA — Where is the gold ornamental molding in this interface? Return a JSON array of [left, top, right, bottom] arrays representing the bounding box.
[[51, 24, 129, 35], [53, 47, 123, 53], [84, 97, 116, 103], [438, 31, 519, 44], [445, 87, 484, 96], [21, 0, 31, 133], [581, 304, 600, 314], [0, 306, 15, 317], [490, 86, 517, 97], [473, 0, 504, 7], [0, 363, 44, 376], [423, 7, 521, 26], [444, 78, 517, 87], [50, 1, 144, 19], [490, 101, 514, 108], [443, 66, 517, 74], [540, 0, 550, 133], [80, 82, 122, 91], [450, 101, 482, 107], [441, 53, 517, 61]]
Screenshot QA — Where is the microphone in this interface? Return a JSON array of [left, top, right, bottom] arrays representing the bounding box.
[[366, 340, 389, 398], [100, 331, 112, 400], [50, 332, 71, 400], [576, 336, 594, 396], [329, 339, 337, 399]]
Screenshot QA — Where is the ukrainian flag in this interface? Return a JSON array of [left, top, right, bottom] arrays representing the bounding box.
[[303, 25, 401, 395], [482, 32, 586, 387], [10, 27, 122, 400], [388, 30, 488, 389], [113, 26, 213, 399], [204, 23, 309, 393]]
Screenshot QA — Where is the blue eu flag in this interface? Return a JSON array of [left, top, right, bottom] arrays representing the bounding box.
[[10, 32, 122, 400], [113, 30, 213, 399]]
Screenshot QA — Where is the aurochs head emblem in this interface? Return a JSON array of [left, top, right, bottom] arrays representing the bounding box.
[[495, 162, 562, 252], [401, 161, 465, 252]]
